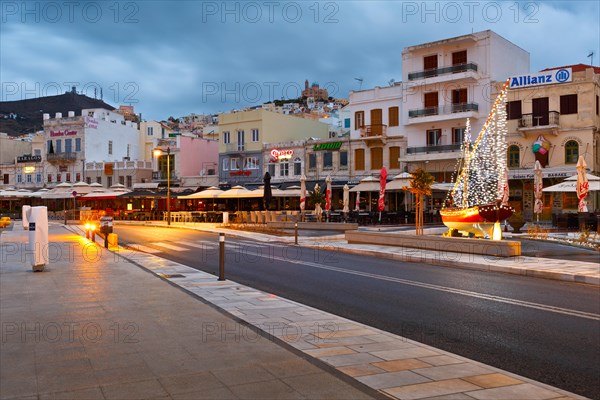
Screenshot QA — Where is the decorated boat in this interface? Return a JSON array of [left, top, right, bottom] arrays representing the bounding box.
[[440, 80, 514, 239]]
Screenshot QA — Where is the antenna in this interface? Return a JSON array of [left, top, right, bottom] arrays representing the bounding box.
[[588, 51, 595, 66], [354, 77, 363, 90]]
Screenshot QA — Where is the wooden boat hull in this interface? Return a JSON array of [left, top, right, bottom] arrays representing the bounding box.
[[441, 204, 513, 238]]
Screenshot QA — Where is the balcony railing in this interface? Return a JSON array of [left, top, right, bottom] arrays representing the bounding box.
[[46, 152, 78, 162], [152, 171, 178, 181], [408, 62, 478, 81], [224, 143, 246, 152], [518, 111, 560, 128], [360, 124, 387, 137], [406, 143, 462, 154], [408, 103, 479, 118]]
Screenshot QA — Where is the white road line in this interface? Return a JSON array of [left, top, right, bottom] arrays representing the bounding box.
[[178, 240, 218, 249], [254, 253, 600, 321], [129, 244, 162, 254], [151, 242, 189, 251]]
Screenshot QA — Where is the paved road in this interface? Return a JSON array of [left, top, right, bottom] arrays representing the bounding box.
[[115, 225, 600, 399]]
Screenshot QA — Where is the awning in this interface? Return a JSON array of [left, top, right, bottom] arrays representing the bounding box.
[[386, 172, 412, 191], [218, 186, 260, 198], [349, 176, 380, 192], [133, 182, 160, 190], [543, 173, 600, 192], [178, 187, 224, 199]]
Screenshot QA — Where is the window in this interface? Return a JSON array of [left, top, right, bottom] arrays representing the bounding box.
[[344, 118, 350, 129], [323, 152, 333, 169], [107, 176, 112, 188], [506, 100, 522, 120], [230, 158, 239, 170], [268, 163, 275, 176], [48, 174, 52, 183], [308, 154, 317, 170], [75, 138, 81, 152], [560, 94, 578, 115], [596, 95, 599, 115], [76, 173, 81, 182], [34, 149, 41, 156], [36, 173, 42, 183], [57, 174, 62, 182], [452, 127, 466, 144], [56, 139, 62, 153], [389, 147, 400, 169], [108, 141, 113, 155], [245, 157, 259, 169], [127, 144, 131, 158], [237, 130, 245, 151], [424, 54, 437, 70], [126, 176, 132, 188], [565, 140, 579, 164], [388, 106, 399, 127], [424, 92, 438, 113], [66, 173, 71, 182], [451, 89, 467, 108], [26, 174, 32, 183], [371, 147, 383, 170], [223, 131, 230, 144], [96, 177, 102, 184], [339, 151, 348, 170], [355, 149, 365, 171], [86, 177, 91, 184], [279, 162, 289, 177], [293, 158, 302, 175], [427, 129, 442, 146], [452, 50, 467, 65], [354, 111, 365, 129], [222, 158, 229, 171], [65, 138, 72, 153], [47, 140, 52, 152], [16, 174, 22, 183], [147, 126, 154, 136], [119, 176, 125, 185], [508, 145, 520, 168], [251, 129, 259, 142]]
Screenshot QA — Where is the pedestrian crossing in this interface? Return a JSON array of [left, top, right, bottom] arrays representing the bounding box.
[[127, 239, 287, 254]]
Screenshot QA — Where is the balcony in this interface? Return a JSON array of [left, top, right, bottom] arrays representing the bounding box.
[[408, 63, 478, 81], [406, 143, 462, 154], [408, 103, 479, 119], [517, 112, 560, 135], [152, 171, 179, 182], [359, 124, 387, 146], [46, 152, 78, 163], [224, 143, 246, 153]]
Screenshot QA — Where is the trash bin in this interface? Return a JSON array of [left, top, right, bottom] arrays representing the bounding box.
[[223, 212, 229, 225], [28, 206, 49, 272]]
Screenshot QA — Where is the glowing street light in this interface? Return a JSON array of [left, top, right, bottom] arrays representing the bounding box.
[[154, 147, 171, 225]]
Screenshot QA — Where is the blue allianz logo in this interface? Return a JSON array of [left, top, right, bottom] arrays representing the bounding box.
[[555, 69, 570, 82]]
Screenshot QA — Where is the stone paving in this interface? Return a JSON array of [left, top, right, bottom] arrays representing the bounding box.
[[109, 238, 586, 399]]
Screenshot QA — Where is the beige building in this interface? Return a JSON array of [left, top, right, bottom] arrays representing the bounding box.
[[501, 64, 600, 218], [218, 109, 329, 186]]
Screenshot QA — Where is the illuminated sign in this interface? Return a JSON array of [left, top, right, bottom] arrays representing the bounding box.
[[17, 155, 42, 163], [509, 68, 572, 89], [313, 142, 342, 151], [23, 166, 36, 174], [230, 170, 251, 176], [270, 148, 294, 161]]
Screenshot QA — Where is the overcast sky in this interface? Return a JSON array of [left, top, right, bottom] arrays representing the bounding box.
[[1, 1, 598, 120]]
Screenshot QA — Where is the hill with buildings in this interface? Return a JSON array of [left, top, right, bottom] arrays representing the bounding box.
[[0, 90, 115, 137]]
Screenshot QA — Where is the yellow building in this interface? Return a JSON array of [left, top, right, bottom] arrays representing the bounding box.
[[502, 64, 600, 218], [218, 109, 329, 186]]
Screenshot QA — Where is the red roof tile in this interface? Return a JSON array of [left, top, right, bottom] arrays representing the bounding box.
[[540, 64, 600, 74]]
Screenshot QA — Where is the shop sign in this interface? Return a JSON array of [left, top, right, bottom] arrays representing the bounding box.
[[313, 142, 342, 151], [270, 148, 294, 161], [104, 163, 114, 176], [17, 155, 42, 163], [23, 166, 36, 174], [509, 68, 572, 89], [50, 129, 78, 137], [230, 170, 251, 176]]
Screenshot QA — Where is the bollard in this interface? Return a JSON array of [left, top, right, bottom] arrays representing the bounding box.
[[294, 222, 298, 245], [104, 233, 108, 249], [218, 233, 225, 281]]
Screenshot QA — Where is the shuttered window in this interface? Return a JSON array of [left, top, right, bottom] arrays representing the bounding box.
[[560, 94, 577, 115], [355, 149, 365, 171], [388, 106, 399, 127], [371, 147, 383, 170], [354, 111, 365, 129], [389, 147, 400, 169]]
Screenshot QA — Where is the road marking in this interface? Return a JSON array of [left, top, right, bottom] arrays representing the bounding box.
[[152, 242, 189, 251], [254, 253, 600, 321], [129, 244, 162, 254], [178, 240, 218, 249]]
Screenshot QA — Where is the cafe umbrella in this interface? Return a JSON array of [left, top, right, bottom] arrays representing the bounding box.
[[263, 171, 272, 210]]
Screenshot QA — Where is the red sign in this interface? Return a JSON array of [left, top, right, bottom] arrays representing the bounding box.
[[270, 148, 294, 161], [50, 129, 77, 137], [230, 171, 251, 176]]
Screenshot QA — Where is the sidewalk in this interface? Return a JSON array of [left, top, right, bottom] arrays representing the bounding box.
[[116, 220, 600, 286], [68, 223, 589, 399], [0, 226, 379, 400]]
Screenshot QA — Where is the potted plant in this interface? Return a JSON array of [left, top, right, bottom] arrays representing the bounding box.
[[508, 211, 525, 233]]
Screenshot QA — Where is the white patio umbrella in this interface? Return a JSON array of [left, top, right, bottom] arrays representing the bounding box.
[[533, 160, 544, 221], [342, 184, 350, 215], [355, 191, 361, 211], [218, 185, 257, 211], [542, 174, 600, 192], [576, 156, 589, 212]]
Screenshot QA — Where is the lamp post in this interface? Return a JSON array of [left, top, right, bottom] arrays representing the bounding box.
[[154, 147, 171, 225]]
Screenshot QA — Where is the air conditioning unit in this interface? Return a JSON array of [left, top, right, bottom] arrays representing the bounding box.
[[329, 132, 337, 138]]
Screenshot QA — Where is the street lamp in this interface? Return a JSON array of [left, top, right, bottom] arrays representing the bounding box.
[[154, 147, 171, 225]]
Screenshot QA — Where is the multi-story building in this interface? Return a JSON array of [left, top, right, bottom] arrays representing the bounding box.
[[218, 109, 329, 187], [139, 120, 174, 163], [44, 108, 148, 188], [399, 30, 530, 185], [501, 64, 600, 217], [0, 133, 43, 189]]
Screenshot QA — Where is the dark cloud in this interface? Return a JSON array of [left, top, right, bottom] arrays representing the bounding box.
[[1, 1, 598, 120]]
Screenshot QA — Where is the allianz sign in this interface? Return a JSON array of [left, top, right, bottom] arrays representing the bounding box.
[[509, 68, 572, 89]]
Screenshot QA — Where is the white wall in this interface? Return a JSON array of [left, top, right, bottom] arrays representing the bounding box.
[[348, 85, 403, 139], [83, 109, 140, 162]]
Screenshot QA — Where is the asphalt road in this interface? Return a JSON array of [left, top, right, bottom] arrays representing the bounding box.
[[115, 225, 600, 399]]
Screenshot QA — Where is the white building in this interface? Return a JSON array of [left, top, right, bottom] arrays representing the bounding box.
[[399, 30, 530, 183]]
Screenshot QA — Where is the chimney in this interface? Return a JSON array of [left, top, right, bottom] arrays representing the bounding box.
[[43, 113, 50, 120], [68, 111, 75, 117], [55, 113, 62, 119]]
